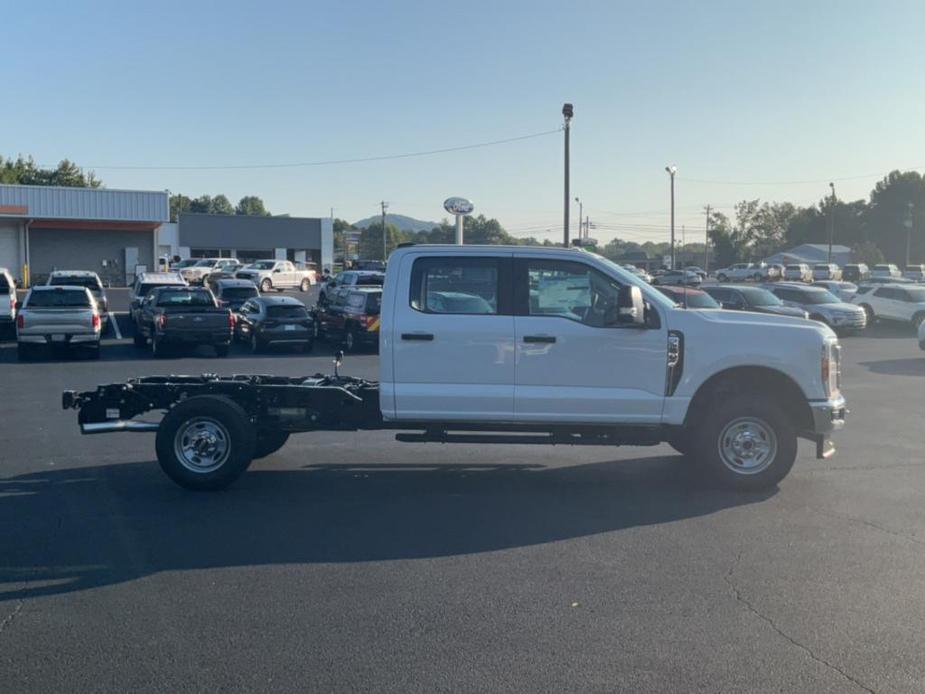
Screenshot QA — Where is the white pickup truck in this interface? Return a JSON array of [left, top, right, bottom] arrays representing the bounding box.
[[234, 260, 316, 293], [63, 245, 846, 492]]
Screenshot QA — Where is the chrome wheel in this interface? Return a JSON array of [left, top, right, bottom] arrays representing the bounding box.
[[717, 416, 778, 475], [173, 417, 231, 473]]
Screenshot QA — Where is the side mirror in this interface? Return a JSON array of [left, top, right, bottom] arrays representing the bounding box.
[[616, 285, 645, 326]]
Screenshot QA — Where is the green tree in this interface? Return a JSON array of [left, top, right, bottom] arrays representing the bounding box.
[[707, 210, 739, 267], [865, 170, 925, 263], [189, 194, 234, 215], [360, 222, 405, 260], [235, 196, 270, 216], [169, 194, 193, 222], [0, 155, 101, 188]]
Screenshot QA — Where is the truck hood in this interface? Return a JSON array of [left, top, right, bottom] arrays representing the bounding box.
[[675, 306, 835, 338]]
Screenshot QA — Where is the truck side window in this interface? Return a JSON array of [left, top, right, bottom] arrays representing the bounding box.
[[410, 257, 500, 315], [525, 260, 621, 328]]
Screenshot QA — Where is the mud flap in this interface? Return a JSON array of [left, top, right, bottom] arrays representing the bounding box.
[[815, 436, 836, 460]]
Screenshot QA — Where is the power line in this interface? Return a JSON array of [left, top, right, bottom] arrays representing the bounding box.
[[52, 128, 563, 171], [678, 166, 925, 186]]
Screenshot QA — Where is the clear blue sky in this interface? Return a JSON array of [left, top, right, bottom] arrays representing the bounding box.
[[4, 0, 924, 244]]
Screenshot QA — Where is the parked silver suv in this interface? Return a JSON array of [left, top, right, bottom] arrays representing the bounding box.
[[17, 285, 102, 360]]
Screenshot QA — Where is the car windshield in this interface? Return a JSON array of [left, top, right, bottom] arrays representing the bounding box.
[[356, 274, 384, 286], [657, 287, 718, 309], [49, 276, 101, 291], [156, 290, 214, 306], [175, 259, 198, 268], [739, 287, 783, 306], [252, 261, 276, 269], [266, 304, 308, 319], [801, 289, 841, 304], [27, 288, 90, 307], [220, 287, 258, 300], [194, 259, 216, 267], [583, 252, 677, 310]]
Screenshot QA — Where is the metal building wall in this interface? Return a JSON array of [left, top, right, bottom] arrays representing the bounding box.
[[0, 184, 168, 223]]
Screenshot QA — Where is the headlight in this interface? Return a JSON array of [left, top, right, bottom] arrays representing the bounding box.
[[821, 340, 841, 398]]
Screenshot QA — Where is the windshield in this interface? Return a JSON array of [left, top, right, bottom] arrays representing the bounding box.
[[740, 287, 783, 306], [252, 261, 276, 269], [220, 287, 259, 300], [174, 259, 198, 269], [266, 305, 308, 319], [356, 274, 384, 286], [657, 287, 718, 309], [193, 259, 216, 267], [155, 290, 215, 306], [802, 289, 841, 304], [27, 289, 91, 308], [49, 276, 102, 291]]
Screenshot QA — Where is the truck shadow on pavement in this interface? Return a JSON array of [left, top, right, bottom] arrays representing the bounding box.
[[859, 357, 925, 376], [0, 456, 773, 602]]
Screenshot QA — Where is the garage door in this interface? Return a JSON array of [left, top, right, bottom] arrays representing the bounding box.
[[29, 227, 153, 286], [0, 224, 20, 274]]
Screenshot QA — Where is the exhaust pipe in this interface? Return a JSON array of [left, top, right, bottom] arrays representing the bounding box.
[[81, 421, 160, 435]]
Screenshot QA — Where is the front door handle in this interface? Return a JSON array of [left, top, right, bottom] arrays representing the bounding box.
[[402, 333, 434, 341], [523, 335, 556, 344]]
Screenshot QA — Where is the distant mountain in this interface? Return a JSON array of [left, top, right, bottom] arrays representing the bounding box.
[[353, 213, 439, 233]]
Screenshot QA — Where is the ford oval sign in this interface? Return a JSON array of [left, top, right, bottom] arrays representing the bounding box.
[[443, 197, 474, 216]]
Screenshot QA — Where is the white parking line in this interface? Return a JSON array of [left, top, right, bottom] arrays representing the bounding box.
[[110, 312, 124, 340]]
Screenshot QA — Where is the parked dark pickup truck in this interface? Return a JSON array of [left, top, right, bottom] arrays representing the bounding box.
[[133, 286, 234, 357]]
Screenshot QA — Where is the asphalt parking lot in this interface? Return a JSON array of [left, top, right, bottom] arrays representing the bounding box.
[[2, 312, 925, 692]]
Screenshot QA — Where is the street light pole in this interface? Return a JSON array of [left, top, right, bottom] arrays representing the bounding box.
[[380, 201, 389, 261], [704, 204, 711, 272], [665, 166, 677, 269], [563, 103, 573, 247], [827, 182, 836, 264]]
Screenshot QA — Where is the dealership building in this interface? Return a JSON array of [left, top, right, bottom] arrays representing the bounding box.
[[0, 183, 332, 285], [0, 183, 169, 286], [172, 213, 332, 269]]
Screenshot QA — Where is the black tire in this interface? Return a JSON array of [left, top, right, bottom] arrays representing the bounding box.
[[87, 342, 101, 360], [300, 339, 314, 353], [260, 278, 272, 293], [860, 303, 875, 323], [250, 332, 263, 354], [133, 331, 146, 348], [215, 344, 229, 358], [344, 327, 358, 353], [717, 273, 728, 282], [155, 396, 256, 491], [254, 430, 290, 459], [152, 336, 168, 358], [16, 343, 31, 361], [690, 395, 797, 491], [667, 432, 692, 456], [300, 278, 310, 292]]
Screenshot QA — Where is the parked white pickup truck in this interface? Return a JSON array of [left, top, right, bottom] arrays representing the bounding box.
[[235, 260, 316, 292], [63, 245, 846, 492]]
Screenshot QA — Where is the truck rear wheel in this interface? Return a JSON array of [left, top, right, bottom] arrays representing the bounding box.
[[254, 430, 290, 459], [691, 395, 797, 491], [300, 278, 310, 292], [155, 396, 256, 490]]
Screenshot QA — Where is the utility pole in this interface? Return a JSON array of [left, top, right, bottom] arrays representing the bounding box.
[[827, 182, 836, 264], [665, 166, 677, 269], [704, 205, 711, 271], [380, 201, 389, 261], [563, 103, 573, 247], [906, 202, 915, 267]]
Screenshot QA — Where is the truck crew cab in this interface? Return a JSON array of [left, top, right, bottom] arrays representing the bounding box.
[[63, 245, 846, 492]]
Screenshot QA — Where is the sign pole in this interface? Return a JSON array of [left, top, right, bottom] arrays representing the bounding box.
[[455, 215, 464, 245]]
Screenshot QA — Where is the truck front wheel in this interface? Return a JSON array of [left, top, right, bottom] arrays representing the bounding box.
[[155, 396, 256, 490], [260, 278, 272, 293], [691, 396, 797, 491]]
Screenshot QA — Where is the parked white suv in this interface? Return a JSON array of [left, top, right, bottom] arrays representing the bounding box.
[[715, 263, 765, 282], [852, 283, 925, 327], [783, 264, 813, 282], [871, 264, 902, 280], [812, 263, 842, 281], [0, 268, 16, 336]]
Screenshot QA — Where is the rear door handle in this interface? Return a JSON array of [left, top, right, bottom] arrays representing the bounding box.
[[401, 333, 434, 341], [523, 335, 556, 344]]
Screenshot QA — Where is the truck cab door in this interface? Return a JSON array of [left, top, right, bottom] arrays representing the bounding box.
[[389, 253, 514, 421], [512, 258, 667, 424]]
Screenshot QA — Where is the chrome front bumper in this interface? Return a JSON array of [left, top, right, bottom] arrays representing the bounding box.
[[809, 395, 847, 435]]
